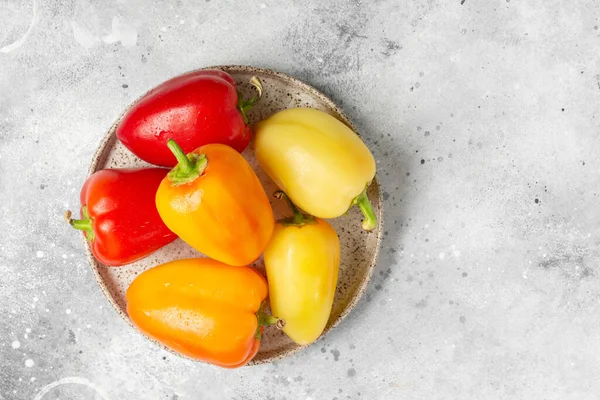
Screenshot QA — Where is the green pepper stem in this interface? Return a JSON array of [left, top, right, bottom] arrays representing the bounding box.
[[353, 186, 378, 231], [274, 190, 303, 224], [274, 191, 317, 226], [258, 314, 281, 327], [167, 139, 193, 173], [70, 218, 91, 231], [237, 76, 263, 125], [65, 208, 95, 242], [255, 301, 285, 340], [166, 139, 208, 186]]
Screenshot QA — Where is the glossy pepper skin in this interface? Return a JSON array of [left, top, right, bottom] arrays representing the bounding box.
[[126, 258, 280, 368], [65, 168, 177, 266], [155, 139, 274, 266], [264, 191, 340, 345], [254, 107, 378, 231], [116, 70, 262, 167]]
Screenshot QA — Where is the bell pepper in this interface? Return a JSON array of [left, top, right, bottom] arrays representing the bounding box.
[[264, 191, 340, 345], [126, 258, 282, 368], [65, 168, 177, 266], [116, 69, 263, 167], [254, 107, 378, 231], [155, 139, 274, 266]]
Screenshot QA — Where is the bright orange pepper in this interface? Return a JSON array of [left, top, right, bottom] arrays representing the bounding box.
[[126, 258, 280, 368], [155, 140, 274, 266]]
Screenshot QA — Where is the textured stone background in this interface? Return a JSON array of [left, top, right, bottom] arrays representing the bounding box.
[[2, 0, 600, 399]]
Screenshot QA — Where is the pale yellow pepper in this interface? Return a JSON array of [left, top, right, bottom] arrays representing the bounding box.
[[254, 107, 377, 231], [264, 191, 340, 345]]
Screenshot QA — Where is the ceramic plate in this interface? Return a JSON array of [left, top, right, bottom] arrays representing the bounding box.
[[86, 65, 383, 365]]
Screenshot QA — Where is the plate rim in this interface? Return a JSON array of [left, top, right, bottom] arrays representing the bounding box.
[[84, 65, 384, 366]]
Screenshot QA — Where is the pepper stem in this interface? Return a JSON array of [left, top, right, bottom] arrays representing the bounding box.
[[237, 76, 263, 125], [255, 301, 285, 340], [64, 207, 95, 242], [166, 139, 208, 186], [352, 186, 378, 231], [274, 190, 316, 226], [167, 139, 193, 173], [258, 314, 280, 327]]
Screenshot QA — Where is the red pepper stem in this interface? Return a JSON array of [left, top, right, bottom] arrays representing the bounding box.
[[70, 217, 92, 231], [353, 185, 378, 231], [166, 139, 208, 186], [64, 208, 95, 242], [237, 76, 263, 125]]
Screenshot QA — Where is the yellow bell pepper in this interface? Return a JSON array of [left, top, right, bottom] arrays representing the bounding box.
[[254, 107, 378, 231], [264, 191, 340, 345]]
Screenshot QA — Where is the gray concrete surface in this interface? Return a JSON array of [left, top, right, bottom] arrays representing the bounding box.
[[2, 0, 600, 399]]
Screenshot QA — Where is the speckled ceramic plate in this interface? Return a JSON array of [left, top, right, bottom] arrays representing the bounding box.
[[86, 65, 383, 365]]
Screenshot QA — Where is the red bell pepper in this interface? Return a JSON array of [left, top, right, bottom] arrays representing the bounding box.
[[65, 168, 178, 266], [116, 69, 262, 167]]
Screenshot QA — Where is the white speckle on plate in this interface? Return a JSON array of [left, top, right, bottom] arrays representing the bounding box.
[[260, 3, 266, 8], [11, 340, 20, 349], [66, 309, 72, 314], [30, 377, 36, 382], [453, 250, 461, 257], [24, 334, 28, 339], [33, 297, 38, 302], [180, 19, 185, 24], [25, 328, 31, 333], [25, 359, 34, 368], [36, 251, 44, 258], [439, 252, 445, 260], [161, 27, 167, 32], [62, 254, 67, 259]]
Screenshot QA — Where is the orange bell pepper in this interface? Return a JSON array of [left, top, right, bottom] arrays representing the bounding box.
[[126, 258, 282, 368], [155, 139, 274, 266]]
